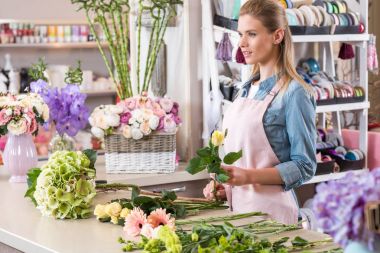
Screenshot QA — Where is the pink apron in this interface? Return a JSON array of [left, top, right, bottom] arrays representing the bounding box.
[[222, 80, 298, 225]]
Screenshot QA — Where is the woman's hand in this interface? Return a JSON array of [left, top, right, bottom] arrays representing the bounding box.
[[203, 180, 226, 201], [222, 165, 251, 186]]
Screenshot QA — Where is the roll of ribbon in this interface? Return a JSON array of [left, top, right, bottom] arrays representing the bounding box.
[[348, 12, 360, 25], [286, 9, 299, 25], [311, 5, 324, 26], [293, 8, 306, 26], [341, 0, 348, 13], [343, 13, 354, 26], [299, 5, 315, 26], [335, 146, 347, 155], [335, 1, 345, 13], [285, 0, 293, 9], [317, 6, 330, 26], [345, 151, 358, 161], [331, 2, 339, 13], [325, 1, 333, 13]]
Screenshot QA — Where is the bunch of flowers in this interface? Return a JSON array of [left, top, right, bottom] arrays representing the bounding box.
[[0, 93, 49, 136], [94, 203, 176, 239], [313, 168, 380, 250], [94, 201, 131, 225], [89, 93, 181, 140], [124, 207, 175, 238], [30, 79, 89, 137], [25, 150, 97, 219]]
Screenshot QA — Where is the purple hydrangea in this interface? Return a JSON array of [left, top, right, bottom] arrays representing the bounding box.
[[31, 80, 89, 137], [313, 168, 380, 250]]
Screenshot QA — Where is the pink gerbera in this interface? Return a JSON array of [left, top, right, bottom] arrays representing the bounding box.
[[123, 208, 147, 237], [147, 208, 175, 230]]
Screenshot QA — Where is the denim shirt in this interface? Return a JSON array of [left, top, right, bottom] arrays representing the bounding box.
[[240, 74, 317, 191]]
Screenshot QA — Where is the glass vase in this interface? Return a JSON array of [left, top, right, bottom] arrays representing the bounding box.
[[49, 132, 75, 154], [3, 133, 38, 183]]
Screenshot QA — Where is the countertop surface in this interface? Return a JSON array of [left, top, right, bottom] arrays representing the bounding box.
[[0, 156, 339, 253]]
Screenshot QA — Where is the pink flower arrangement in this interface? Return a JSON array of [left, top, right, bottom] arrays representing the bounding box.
[[89, 94, 182, 140], [0, 93, 49, 136], [123, 207, 175, 238]]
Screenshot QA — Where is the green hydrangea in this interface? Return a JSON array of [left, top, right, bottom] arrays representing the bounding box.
[[33, 150, 96, 219]]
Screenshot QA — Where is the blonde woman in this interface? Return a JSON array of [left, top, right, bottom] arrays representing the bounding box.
[[211, 0, 317, 224]]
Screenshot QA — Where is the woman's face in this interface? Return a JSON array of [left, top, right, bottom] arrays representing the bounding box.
[[238, 15, 278, 65]]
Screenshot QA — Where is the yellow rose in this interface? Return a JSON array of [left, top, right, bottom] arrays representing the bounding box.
[[94, 204, 109, 219], [105, 202, 122, 217], [211, 130, 224, 146], [119, 208, 131, 219], [110, 216, 119, 225]]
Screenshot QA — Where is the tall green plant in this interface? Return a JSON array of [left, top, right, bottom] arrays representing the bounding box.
[[71, 0, 183, 100]]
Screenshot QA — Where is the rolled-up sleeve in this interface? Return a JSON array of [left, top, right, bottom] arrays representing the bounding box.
[[275, 86, 317, 191]]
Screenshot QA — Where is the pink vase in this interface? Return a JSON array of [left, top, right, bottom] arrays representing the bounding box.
[[3, 133, 38, 183]]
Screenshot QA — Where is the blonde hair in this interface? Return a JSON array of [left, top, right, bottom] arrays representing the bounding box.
[[240, 0, 312, 93]]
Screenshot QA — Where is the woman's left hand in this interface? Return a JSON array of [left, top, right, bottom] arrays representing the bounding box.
[[222, 165, 251, 186]]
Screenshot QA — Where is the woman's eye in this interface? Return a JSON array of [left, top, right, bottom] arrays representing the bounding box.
[[248, 32, 256, 37], [238, 33, 243, 37]]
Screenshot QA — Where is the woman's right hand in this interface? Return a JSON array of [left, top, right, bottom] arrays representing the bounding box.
[[203, 180, 226, 201]]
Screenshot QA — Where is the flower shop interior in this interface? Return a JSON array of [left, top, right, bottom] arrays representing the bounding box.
[[1, 0, 380, 252]]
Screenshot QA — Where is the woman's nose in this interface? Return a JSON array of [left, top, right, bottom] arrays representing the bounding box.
[[239, 35, 248, 48]]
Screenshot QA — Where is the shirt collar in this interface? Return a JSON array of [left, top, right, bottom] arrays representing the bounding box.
[[241, 73, 279, 97]]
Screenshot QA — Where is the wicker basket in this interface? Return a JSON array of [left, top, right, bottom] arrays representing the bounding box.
[[104, 132, 176, 173]]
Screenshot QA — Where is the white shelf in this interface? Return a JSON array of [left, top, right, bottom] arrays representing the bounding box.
[[316, 101, 369, 113], [0, 42, 108, 49], [305, 169, 368, 184], [213, 25, 369, 46], [292, 34, 369, 43]]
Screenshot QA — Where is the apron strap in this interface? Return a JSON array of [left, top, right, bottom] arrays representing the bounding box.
[[263, 77, 285, 105]]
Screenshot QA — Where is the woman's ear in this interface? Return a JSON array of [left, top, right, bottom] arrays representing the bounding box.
[[273, 28, 285, 45]]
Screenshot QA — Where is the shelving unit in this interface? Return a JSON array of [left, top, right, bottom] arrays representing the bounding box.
[[0, 42, 108, 49], [202, 0, 370, 184]]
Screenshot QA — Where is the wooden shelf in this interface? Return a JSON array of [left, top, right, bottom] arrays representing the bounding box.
[[82, 89, 117, 96], [0, 19, 89, 25], [0, 42, 108, 49]]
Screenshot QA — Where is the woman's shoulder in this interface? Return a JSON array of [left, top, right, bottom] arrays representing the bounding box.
[[284, 79, 313, 97], [283, 79, 316, 106]]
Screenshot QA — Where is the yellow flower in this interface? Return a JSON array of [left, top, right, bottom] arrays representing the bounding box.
[[120, 208, 131, 219], [94, 204, 109, 219], [211, 130, 224, 146], [110, 216, 119, 224], [105, 202, 122, 217]]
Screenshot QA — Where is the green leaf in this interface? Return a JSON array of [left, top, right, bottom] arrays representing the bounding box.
[[207, 162, 222, 174], [216, 173, 229, 183], [196, 147, 211, 158], [161, 190, 177, 201], [0, 125, 7, 136], [24, 168, 42, 206], [131, 187, 140, 201], [186, 157, 206, 175], [291, 236, 309, 247], [133, 196, 156, 207], [223, 150, 242, 165], [174, 205, 186, 218], [83, 149, 97, 169]]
